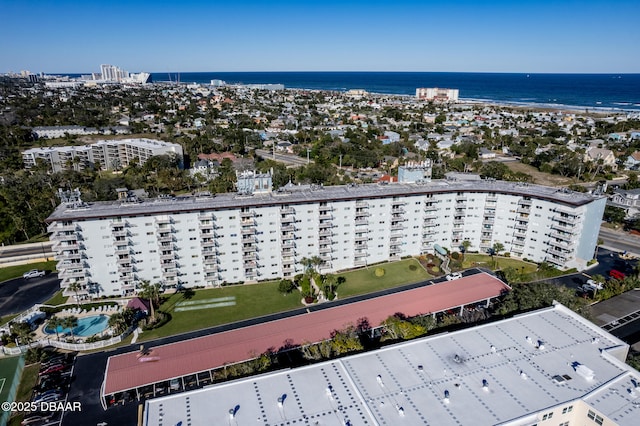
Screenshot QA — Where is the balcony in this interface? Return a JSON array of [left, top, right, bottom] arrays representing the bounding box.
[[111, 220, 130, 228], [319, 204, 333, 212], [319, 222, 334, 229], [280, 207, 295, 215], [198, 213, 216, 221], [203, 256, 218, 265], [551, 223, 575, 233], [484, 210, 496, 217], [552, 215, 579, 225], [242, 235, 257, 244], [319, 230, 334, 237], [518, 198, 532, 207], [455, 194, 467, 202], [453, 218, 465, 226], [280, 216, 295, 224], [319, 213, 334, 220], [55, 251, 81, 261], [199, 221, 215, 230], [161, 261, 177, 269], [355, 201, 369, 208], [201, 239, 217, 248], [55, 241, 80, 252], [549, 239, 575, 250], [512, 246, 524, 255], [240, 210, 256, 218], [514, 223, 528, 231], [56, 232, 78, 242], [391, 223, 406, 231], [355, 210, 370, 218], [241, 219, 256, 226], [157, 234, 175, 243], [319, 246, 332, 254], [423, 228, 437, 236], [118, 266, 134, 274], [513, 229, 527, 238], [204, 265, 220, 274], [281, 241, 296, 249], [160, 253, 176, 261], [391, 207, 406, 215], [114, 246, 132, 256], [154, 217, 172, 225], [390, 247, 402, 255], [354, 235, 368, 243], [244, 260, 257, 269], [549, 231, 574, 242], [422, 236, 435, 244], [355, 219, 369, 227], [282, 233, 295, 240], [243, 253, 257, 261], [162, 269, 178, 278], [282, 257, 295, 265], [241, 228, 257, 236], [48, 222, 77, 233], [517, 215, 530, 222], [281, 224, 296, 233]]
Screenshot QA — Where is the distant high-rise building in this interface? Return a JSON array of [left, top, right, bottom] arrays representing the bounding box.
[[99, 64, 129, 82], [416, 87, 459, 102]]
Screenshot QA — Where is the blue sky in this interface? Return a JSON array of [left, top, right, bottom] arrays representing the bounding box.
[[2, 0, 639, 73]]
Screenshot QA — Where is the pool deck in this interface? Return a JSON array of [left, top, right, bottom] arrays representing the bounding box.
[[34, 303, 123, 344]]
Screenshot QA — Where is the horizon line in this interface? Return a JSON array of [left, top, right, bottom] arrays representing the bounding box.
[[33, 70, 640, 76]]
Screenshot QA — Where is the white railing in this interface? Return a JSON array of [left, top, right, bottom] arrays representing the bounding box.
[[1, 326, 135, 356]]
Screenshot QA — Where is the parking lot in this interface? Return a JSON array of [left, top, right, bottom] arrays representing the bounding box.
[[19, 351, 75, 426]]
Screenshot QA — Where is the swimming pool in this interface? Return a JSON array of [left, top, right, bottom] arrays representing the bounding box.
[[44, 314, 110, 337]]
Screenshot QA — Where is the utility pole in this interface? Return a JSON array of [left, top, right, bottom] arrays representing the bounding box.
[[307, 148, 311, 165], [339, 154, 342, 169]]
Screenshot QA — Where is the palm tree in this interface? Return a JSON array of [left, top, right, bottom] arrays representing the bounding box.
[[139, 281, 162, 323], [67, 281, 82, 309], [11, 322, 34, 347], [108, 312, 127, 335], [62, 316, 78, 342], [47, 316, 63, 341]]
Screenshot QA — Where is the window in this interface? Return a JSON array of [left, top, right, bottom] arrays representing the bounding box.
[[587, 410, 603, 425], [562, 406, 573, 414], [542, 412, 553, 420]]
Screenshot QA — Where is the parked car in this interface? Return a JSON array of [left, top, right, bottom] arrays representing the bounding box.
[[609, 269, 625, 280], [39, 364, 66, 376], [21, 414, 53, 426], [446, 272, 463, 281], [33, 391, 63, 403], [23, 269, 45, 279]]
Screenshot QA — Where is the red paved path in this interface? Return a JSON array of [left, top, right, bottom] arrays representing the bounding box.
[[104, 272, 508, 395]]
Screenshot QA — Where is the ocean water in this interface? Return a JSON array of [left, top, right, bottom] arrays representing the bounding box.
[[61, 71, 640, 111], [155, 72, 640, 111]]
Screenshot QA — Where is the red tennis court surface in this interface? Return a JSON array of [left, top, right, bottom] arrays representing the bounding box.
[[103, 272, 509, 395]]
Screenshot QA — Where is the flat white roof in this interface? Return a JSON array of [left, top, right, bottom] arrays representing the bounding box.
[[144, 304, 640, 426]]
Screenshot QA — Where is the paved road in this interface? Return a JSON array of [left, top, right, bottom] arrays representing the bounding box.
[[0, 273, 60, 316], [255, 149, 311, 166], [0, 242, 53, 258], [599, 227, 640, 255]]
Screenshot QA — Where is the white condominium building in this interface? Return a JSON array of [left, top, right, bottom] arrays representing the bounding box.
[[416, 87, 460, 102], [46, 180, 605, 298], [22, 138, 183, 172]]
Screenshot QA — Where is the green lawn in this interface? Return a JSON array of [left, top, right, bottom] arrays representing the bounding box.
[[8, 363, 39, 426], [140, 259, 431, 342], [139, 281, 303, 341], [43, 290, 67, 306], [461, 254, 538, 273], [0, 260, 57, 283], [336, 258, 431, 298]]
